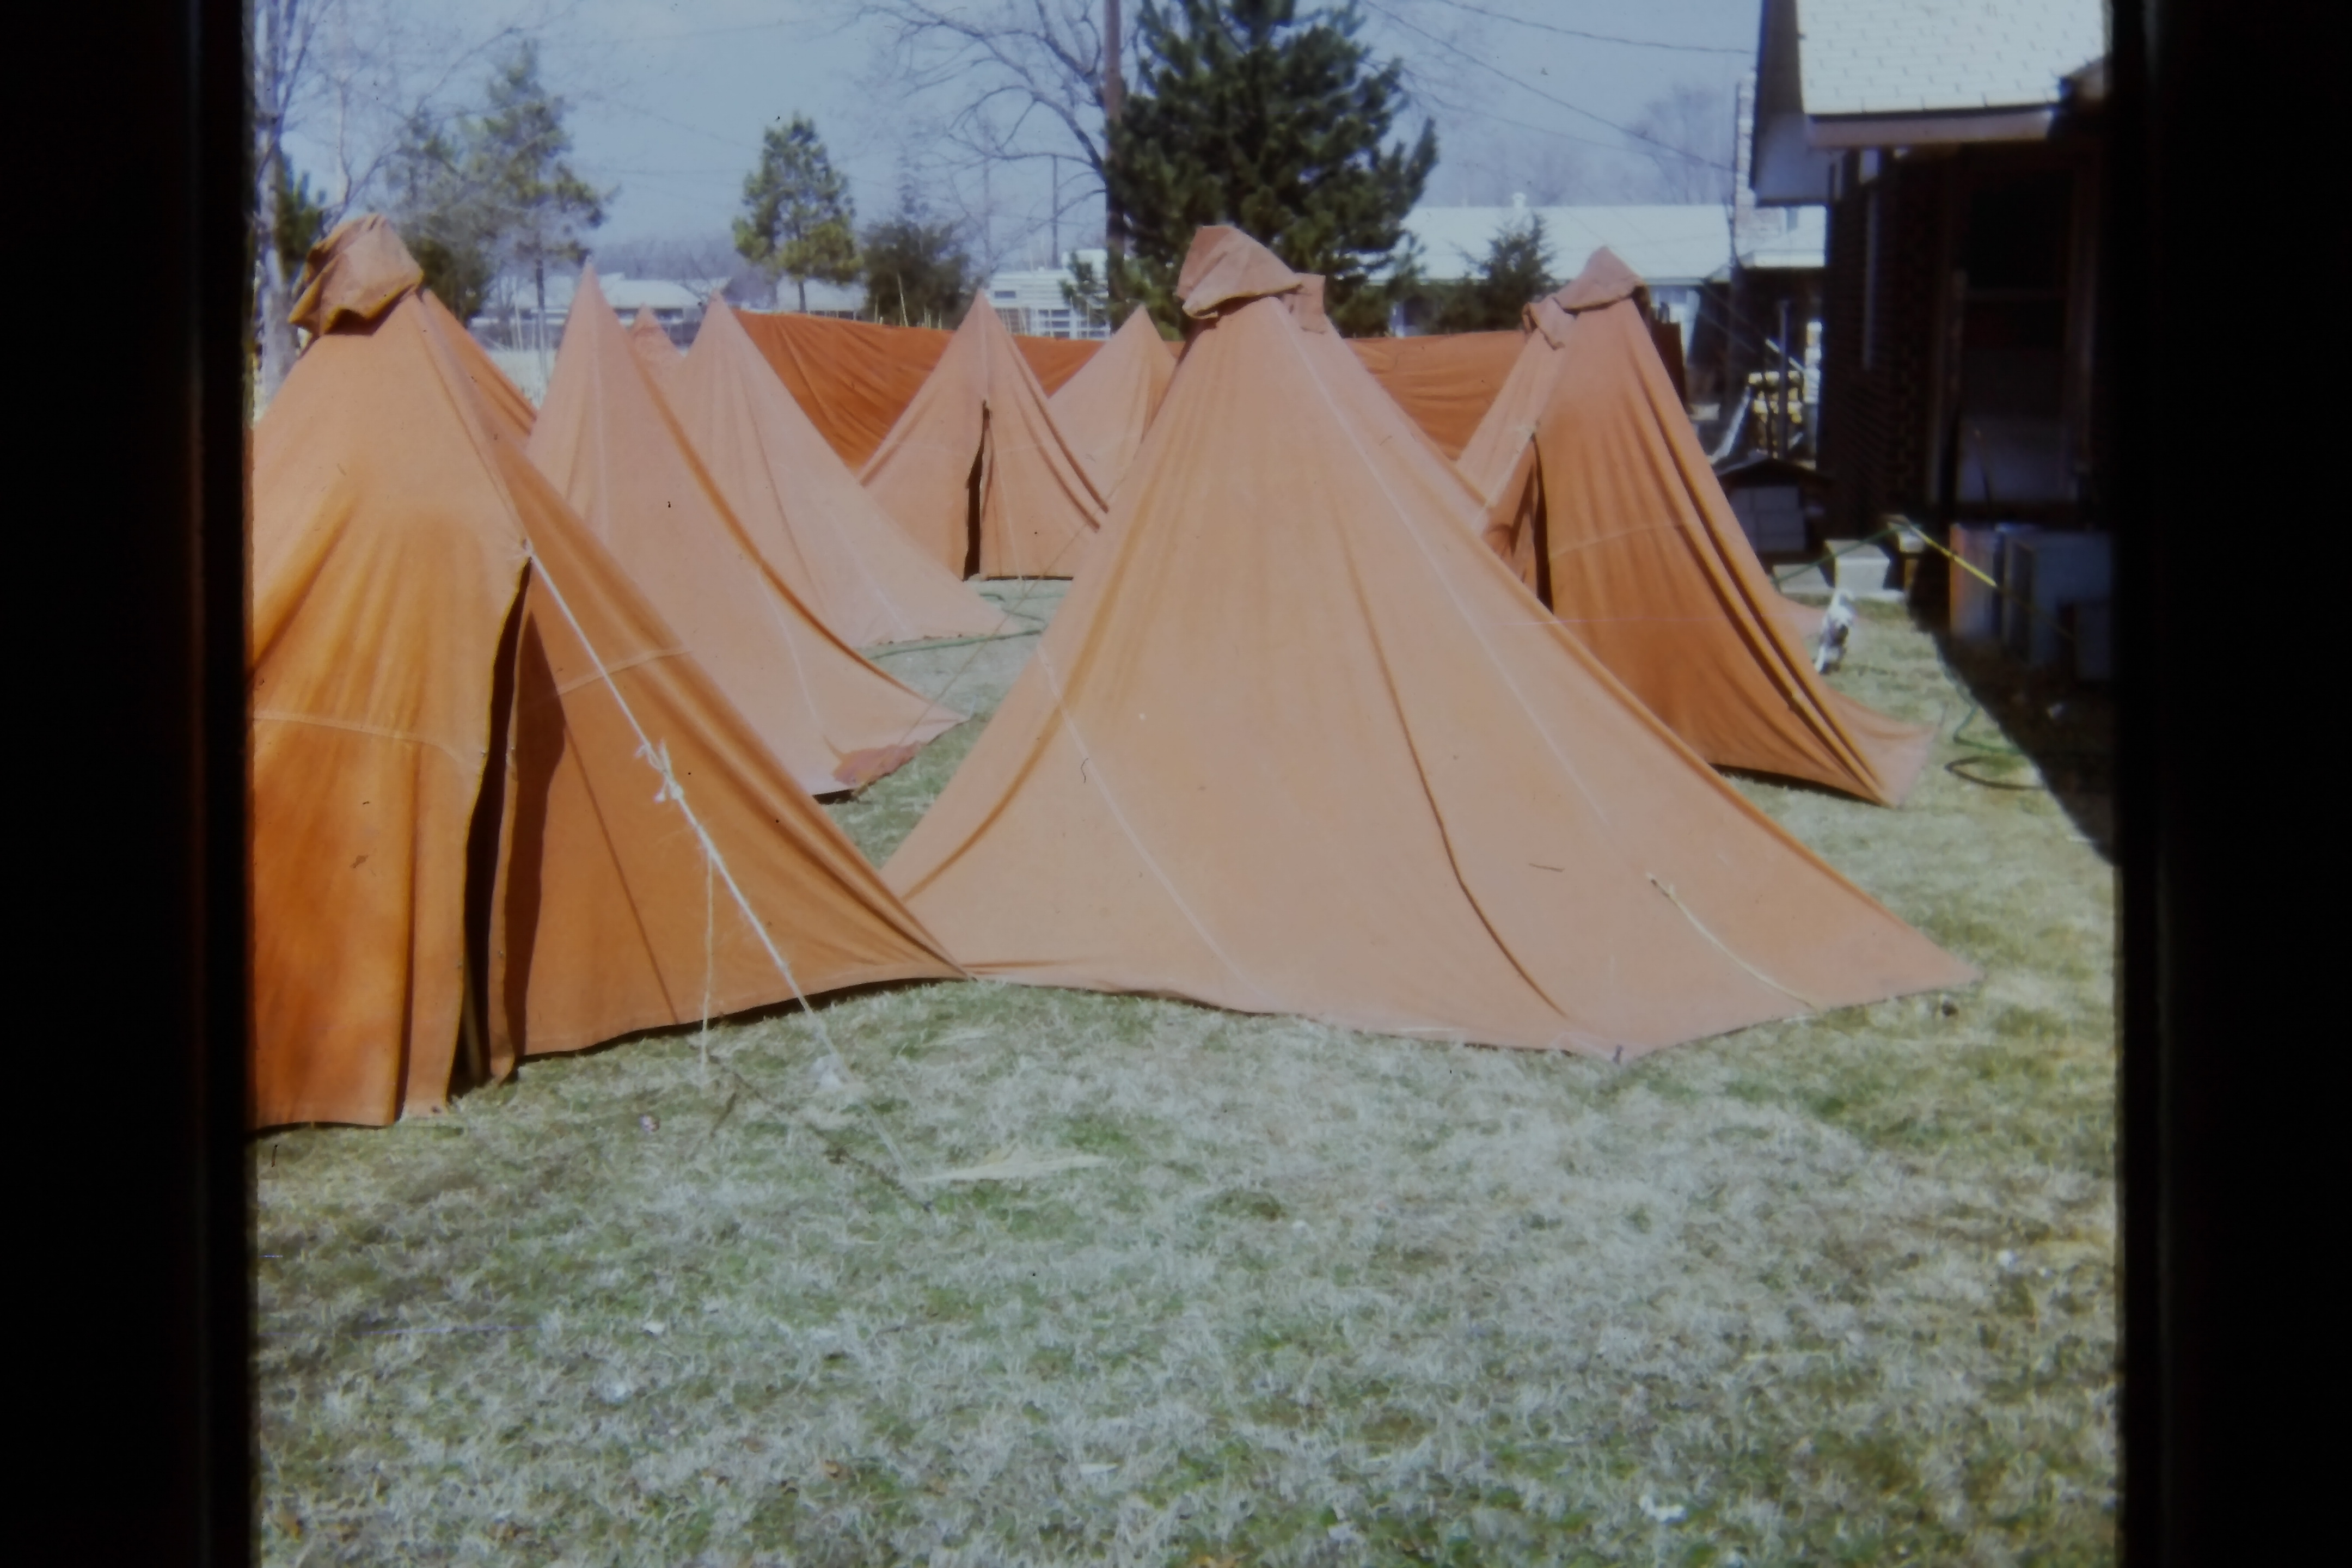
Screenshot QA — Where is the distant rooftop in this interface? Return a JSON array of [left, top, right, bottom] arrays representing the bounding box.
[[522, 273, 721, 316], [1400, 201, 1822, 285], [1740, 206, 1829, 271], [598, 275, 707, 314]]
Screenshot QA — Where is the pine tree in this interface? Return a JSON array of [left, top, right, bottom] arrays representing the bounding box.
[[389, 113, 504, 323], [1061, 255, 1110, 334], [734, 116, 861, 314], [1430, 215, 1555, 333], [477, 44, 607, 335], [859, 194, 975, 328], [1106, 0, 1436, 336], [389, 45, 605, 332]]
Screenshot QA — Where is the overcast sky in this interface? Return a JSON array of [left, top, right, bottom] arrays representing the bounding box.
[[281, 0, 1762, 273]]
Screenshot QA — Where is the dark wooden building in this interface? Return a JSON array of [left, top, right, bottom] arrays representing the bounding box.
[[1751, 0, 2109, 542]]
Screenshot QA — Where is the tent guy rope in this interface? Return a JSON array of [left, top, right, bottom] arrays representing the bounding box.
[[523, 547, 921, 1192]]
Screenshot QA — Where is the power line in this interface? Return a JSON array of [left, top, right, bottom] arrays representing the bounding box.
[[1433, 1, 1750, 57], [1438, 102, 1692, 164], [1359, 1, 1738, 173]]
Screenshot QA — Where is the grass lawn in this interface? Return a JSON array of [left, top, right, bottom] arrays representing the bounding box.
[[255, 590, 2116, 1566]]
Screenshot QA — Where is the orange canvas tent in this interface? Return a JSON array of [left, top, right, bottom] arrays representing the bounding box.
[[1460, 250, 1928, 805], [859, 291, 1107, 579], [883, 229, 1975, 1059], [1046, 309, 1177, 498], [250, 218, 959, 1129], [1347, 329, 1523, 459], [663, 295, 1010, 646], [1458, 254, 1822, 647], [628, 304, 680, 377], [530, 270, 963, 793], [734, 311, 1100, 469]]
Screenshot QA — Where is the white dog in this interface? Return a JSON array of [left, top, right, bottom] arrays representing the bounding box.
[[1814, 589, 1856, 674]]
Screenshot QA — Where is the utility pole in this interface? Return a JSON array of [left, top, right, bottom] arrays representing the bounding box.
[[1104, 0, 1125, 265], [1777, 296, 1792, 460]]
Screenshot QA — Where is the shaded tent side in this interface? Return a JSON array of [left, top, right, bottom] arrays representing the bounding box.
[[1465, 253, 1931, 805], [1460, 284, 1824, 648]]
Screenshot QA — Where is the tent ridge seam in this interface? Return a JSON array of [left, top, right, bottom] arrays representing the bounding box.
[[1646, 873, 1823, 1012], [253, 708, 473, 765], [549, 644, 688, 696]]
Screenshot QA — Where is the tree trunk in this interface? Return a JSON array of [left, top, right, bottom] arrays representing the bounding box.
[[797, 274, 807, 313], [1103, 0, 1125, 265], [255, 151, 298, 403]]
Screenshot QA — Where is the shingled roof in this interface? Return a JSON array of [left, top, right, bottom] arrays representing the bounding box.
[[1796, 0, 2106, 117]]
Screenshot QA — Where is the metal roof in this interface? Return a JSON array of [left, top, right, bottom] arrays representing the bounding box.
[[1738, 206, 1829, 270], [524, 272, 720, 316], [1795, 0, 2106, 117], [1400, 201, 1823, 284], [1401, 204, 1740, 286], [596, 275, 707, 313]]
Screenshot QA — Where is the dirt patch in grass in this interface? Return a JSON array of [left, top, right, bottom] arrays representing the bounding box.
[[257, 590, 2114, 1565]]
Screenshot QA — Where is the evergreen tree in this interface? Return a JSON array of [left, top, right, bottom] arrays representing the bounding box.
[[1106, 0, 1436, 336], [1061, 255, 1110, 333], [859, 197, 975, 328], [389, 113, 504, 323], [476, 44, 607, 329], [734, 115, 861, 314], [1430, 215, 1555, 333], [388, 45, 605, 333]]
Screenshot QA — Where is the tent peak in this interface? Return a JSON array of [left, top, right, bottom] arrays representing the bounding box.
[[1549, 246, 1649, 314], [1178, 226, 1304, 318], [289, 215, 423, 336]]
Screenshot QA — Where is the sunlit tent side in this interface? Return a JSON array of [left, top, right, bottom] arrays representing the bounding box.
[[427, 295, 541, 435], [733, 311, 1101, 470], [1456, 262, 1824, 647], [859, 291, 1107, 580], [1463, 250, 1930, 805], [1046, 309, 1178, 499], [883, 226, 1976, 1059], [663, 296, 1009, 646], [628, 304, 681, 378], [1347, 329, 1523, 460], [250, 218, 960, 1130], [529, 269, 963, 793]]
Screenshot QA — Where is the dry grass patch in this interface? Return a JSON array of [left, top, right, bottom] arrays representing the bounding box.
[[256, 593, 2114, 1566]]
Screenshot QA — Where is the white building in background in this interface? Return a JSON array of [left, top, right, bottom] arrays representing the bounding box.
[[471, 271, 727, 346], [983, 249, 1111, 339], [1389, 195, 1826, 359], [791, 278, 867, 318]]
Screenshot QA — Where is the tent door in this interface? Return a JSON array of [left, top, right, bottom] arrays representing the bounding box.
[[456, 572, 528, 1094], [1528, 455, 1553, 610], [962, 406, 990, 581]]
